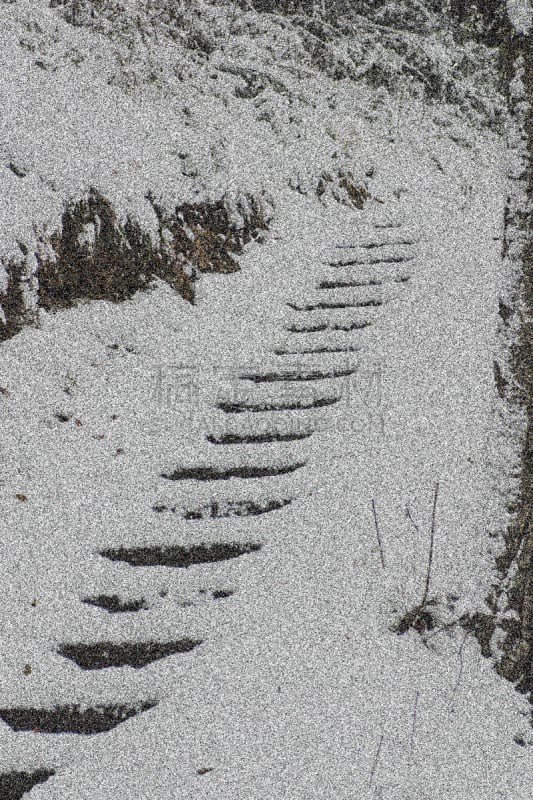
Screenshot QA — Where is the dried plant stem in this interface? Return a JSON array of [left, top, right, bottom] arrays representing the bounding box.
[[369, 732, 384, 786], [395, 482, 440, 635], [405, 503, 420, 536], [371, 499, 386, 569], [420, 481, 439, 610]]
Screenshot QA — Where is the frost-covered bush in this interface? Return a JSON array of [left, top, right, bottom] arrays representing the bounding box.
[[47, 0, 504, 115]]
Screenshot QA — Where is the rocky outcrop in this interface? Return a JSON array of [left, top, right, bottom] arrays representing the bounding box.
[[0, 188, 272, 341], [464, 15, 533, 695], [493, 30, 533, 693]]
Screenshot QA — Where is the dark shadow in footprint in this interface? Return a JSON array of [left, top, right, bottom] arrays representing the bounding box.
[[358, 240, 416, 248], [100, 541, 262, 568], [285, 323, 328, 333], [218, 396, 339, 413], [274, 345, 359, 355], [329, 255, 414, 267], [0, 701, 157, 735], [58, 639, 201, 670], [239, 369, 354, 383], [162, 463, 306, 480], [0, 769, 55, 800], [156, 497, 293, 519], [82, 595, 149, 613], [206, 430, 312, 445], [212, 589, 234, 599], [330, 321, 373, 331], [287, 300, 382, 311], [318, 279, 382, 289]]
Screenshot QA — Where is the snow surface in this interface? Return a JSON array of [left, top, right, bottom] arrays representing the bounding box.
[[0, 2, 531, 798], [0, 90, 531, 797]]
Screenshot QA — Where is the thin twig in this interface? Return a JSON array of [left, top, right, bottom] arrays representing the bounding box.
[[420, 482, 439, 610], [369, 733, 384, 786], [371, 499, 386, 569], [405, 503, 420, 536]]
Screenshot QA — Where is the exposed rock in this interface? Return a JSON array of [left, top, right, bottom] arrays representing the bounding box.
[[0, 188, 271, 341]]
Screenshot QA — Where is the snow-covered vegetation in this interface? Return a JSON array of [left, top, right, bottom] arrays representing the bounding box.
[[0, 0, 504, 336]]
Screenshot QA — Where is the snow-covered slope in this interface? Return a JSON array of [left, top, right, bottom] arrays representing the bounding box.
[[0, 90, 531, 797], [1, 2, 530, 798], [0, 0, 502, 336]]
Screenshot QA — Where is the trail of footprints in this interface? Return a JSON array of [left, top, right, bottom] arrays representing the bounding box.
[[0, 222, 417, 797]]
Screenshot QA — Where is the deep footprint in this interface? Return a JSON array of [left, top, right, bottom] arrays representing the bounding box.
[[238, 368, 355, 383], [274, 345, 359, 355], [162, 462, 306, 480], [287, 300, 382, 311], [0, 769, 55, 800], [318, 279, 382, 289], [218, 396, 339, 413], [285, 322, 328, 333], [206, 430, 312, 445], [330, 321, 373, 331], [155, 497, 293, 519], [329, 255, 414, 266], [0, 701, 157, 735], [58, 639, 201, 670], [83, 595, 149, 613], [358, 240, 416, 248], [184, 498, 292, 518], [100, 541, 262, 568]]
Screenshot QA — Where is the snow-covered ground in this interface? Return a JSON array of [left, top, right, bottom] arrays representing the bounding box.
[[0, 0, 503, 329], [0, 79, 532, 797]]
